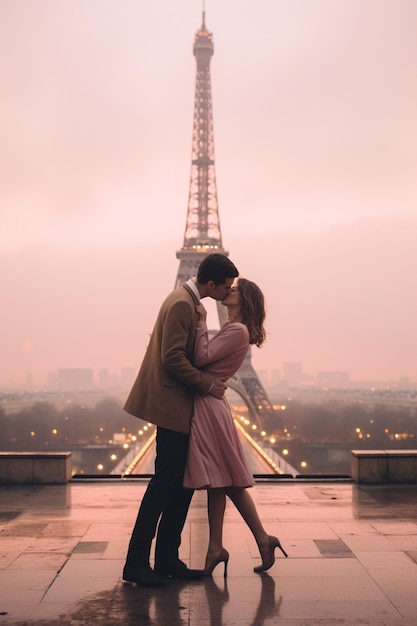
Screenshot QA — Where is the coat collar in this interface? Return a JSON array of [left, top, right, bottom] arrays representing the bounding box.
[[183, 281, 200, 305]]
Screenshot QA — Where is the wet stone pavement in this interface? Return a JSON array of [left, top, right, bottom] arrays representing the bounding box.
[[0, 480, 416, 625]]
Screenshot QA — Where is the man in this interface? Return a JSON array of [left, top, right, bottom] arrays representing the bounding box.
[[123, 253, 239, 587]]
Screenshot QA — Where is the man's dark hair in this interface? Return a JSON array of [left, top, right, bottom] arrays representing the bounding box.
[[197, 253, 239, 285]]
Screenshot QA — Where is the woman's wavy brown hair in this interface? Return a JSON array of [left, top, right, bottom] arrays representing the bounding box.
[[237, 278, 266, 348]]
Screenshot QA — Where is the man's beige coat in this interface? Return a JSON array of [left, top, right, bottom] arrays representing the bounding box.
[[124, 283, 214, 434]]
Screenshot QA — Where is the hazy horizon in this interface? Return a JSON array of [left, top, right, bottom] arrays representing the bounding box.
[[1, 1, 416, 387]]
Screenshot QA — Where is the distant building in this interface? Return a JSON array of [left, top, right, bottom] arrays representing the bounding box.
[[283, 362, 303, 387], [397, 377, 410, 391], [316, 371, 350, 389], [47, 371, 57, 388], [57, 368, 94, 390], [257, 370, 269, 386], [270, 369, 281, 385], [113, 433, 127, 444], [98, 368, 110, 388]]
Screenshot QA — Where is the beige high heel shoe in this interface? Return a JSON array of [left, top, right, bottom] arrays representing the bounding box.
[[254, 536, 288, 573], [203, 548, 230, 577]]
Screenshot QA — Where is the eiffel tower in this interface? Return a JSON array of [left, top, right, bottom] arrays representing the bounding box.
[[175, 11, 276, 428]]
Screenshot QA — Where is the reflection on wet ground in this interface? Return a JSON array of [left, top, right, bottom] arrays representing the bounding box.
[[0, 481, 416, 625]]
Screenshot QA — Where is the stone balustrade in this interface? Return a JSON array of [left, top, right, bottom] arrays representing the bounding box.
[[351, 449, 417, 484], [0, 452, 72, 485]]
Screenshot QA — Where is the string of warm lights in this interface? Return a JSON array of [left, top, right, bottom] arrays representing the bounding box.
[[233, 419, 282, 474], [123, 429, 156, 476]]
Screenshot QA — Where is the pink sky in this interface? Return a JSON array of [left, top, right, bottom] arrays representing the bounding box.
[[1, 0, 416, 387]]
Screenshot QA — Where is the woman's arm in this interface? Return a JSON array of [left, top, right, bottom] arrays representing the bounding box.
[[194, 321, 249, 368]]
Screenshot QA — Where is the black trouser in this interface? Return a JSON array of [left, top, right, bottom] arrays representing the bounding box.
[[125, 426, 194, 567]]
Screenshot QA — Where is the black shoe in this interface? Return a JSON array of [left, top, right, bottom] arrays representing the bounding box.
[[155, 559, 204, 580], [122, 564, 167, 587]]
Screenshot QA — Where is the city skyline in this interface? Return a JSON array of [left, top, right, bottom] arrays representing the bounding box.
[[1, 1, 416, 386], [3, 362, 413, 394]]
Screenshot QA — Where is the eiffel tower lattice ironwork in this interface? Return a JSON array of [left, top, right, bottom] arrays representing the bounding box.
[[175, 12, 275, 428]]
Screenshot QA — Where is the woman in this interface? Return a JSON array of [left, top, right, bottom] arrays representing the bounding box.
[[184, 278, 288, 576]]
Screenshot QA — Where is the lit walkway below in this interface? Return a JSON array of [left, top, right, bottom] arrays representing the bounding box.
[[120, 423, 296, 477], [0, 480, 416, 625]]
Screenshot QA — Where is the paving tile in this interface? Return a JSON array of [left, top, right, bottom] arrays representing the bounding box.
[[406, 550, 417, 565], [283, 521, 339, 540], [314, 538, 354, 557], [8, 552, 68, 570], [25, 537, 80, 554], [0, 590, 48, 622], [41, 521, 91, 538], [339, 533, 399, 553], [0, 551, 20, 569], [355, 550, 417, 569], [371, 521, 417, 535], [328, 520, 380, 536], [0, 522, 48, 537]]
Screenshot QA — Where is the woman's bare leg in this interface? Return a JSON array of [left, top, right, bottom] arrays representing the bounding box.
[[225, 487, 268, 545], [225, 486, 287, 571], [205, 488, 226, 564]]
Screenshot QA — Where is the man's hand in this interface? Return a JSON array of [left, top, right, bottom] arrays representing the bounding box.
[[209, 378, 227, 399]]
